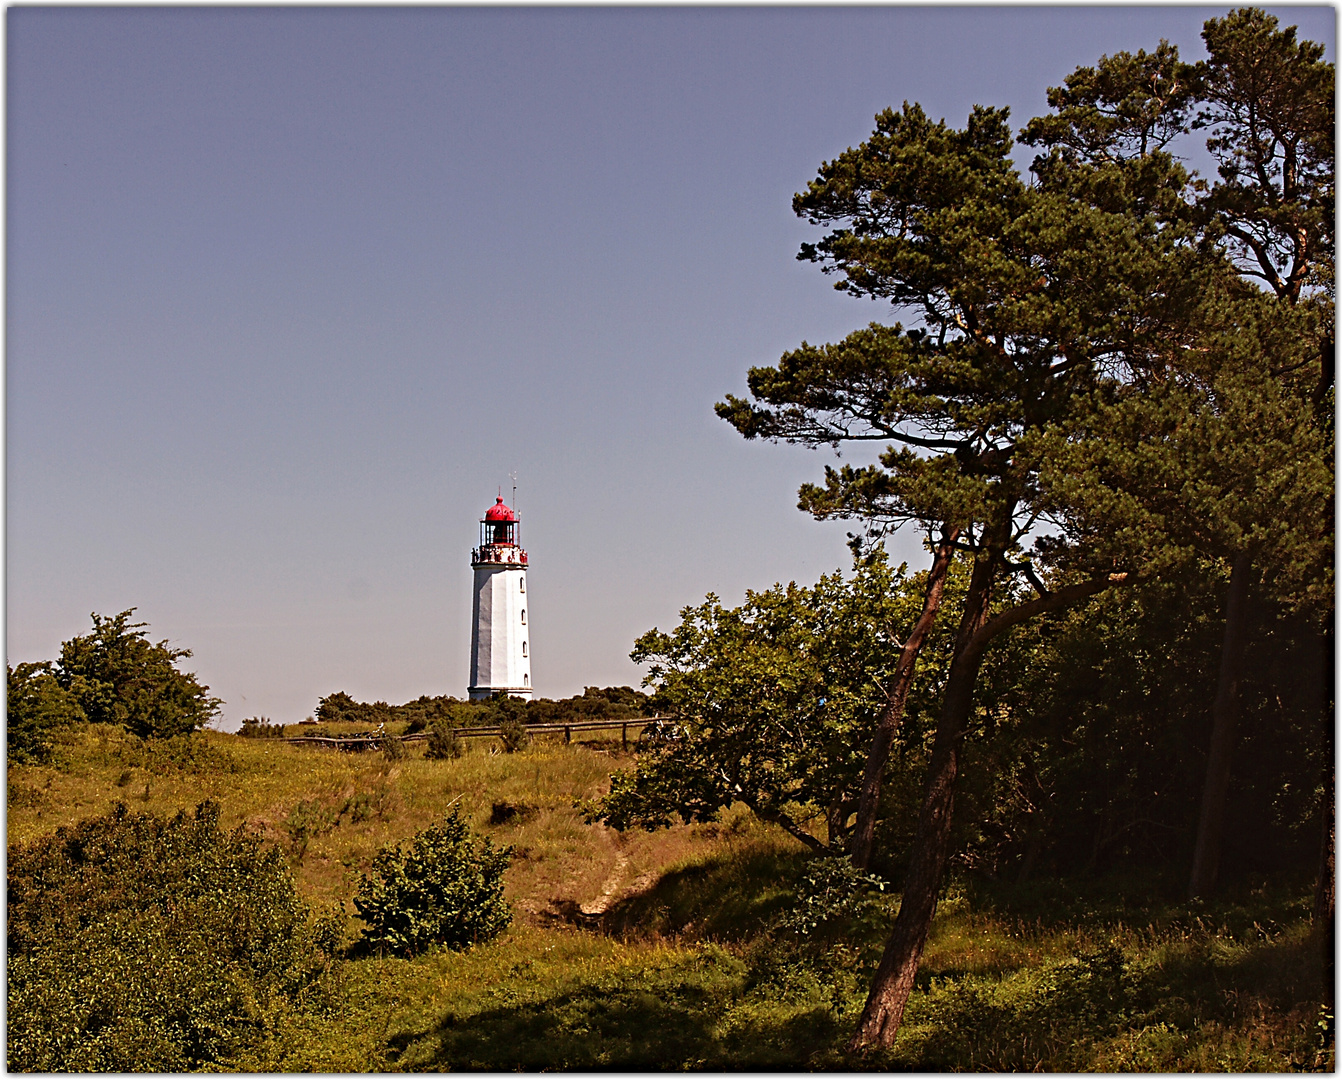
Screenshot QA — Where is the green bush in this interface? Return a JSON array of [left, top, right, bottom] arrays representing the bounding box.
[[354, 810, 511, 956], [56, 610, 222, 739], [498, 715, 530, 753], [7, 661, 85, 764], [425, 721, 464, 760], [239, 716, 287, 738], [775, 856, 892, 943], [7, 800, 339, 1072], [114, 732, 238, 775]]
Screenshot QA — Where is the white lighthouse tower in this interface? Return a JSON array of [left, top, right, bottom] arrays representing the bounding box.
[[468, 495, 532, 701]]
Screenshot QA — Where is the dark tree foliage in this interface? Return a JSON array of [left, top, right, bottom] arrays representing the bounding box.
[[7, 801, 338, 1072], [1021, 7, 1334, 903], [7, 660, 84, 763], [312, 686, 653, 734], [354, 810, 511, 957], [525, 685, 653, 724], [54, 609, 222, 740], [239, 716, 287, 739], [946, 574, 1326, 885], [315, 690, 397, 727]]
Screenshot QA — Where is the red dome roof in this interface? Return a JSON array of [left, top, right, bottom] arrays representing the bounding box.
[[484, 496, 516, 522]]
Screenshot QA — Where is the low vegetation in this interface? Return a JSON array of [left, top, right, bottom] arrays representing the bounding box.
[[6, 723, 1331, 1071], [355, 810, 512, 956], [312, 685, 652, 735], [8, 799, 339, 1072]]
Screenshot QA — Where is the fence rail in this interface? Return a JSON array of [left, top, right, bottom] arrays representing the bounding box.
[[281, 716, 673, 752]]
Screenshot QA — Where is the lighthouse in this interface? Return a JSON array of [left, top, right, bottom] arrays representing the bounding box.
[[468, 496, 532, 701]]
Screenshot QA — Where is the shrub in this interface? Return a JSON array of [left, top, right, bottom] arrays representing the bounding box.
[[498, 716, 530, 754], [490, 800, 536, 826], [354, 810, 511, 956], [240, 716, 287, 738], [7, 800, 339, 1072], [56, 610, 222, 739], [380, 733, 407, 762], [110, 731, 237, 776], [425, 721, 464, 760], [775, 856, 891, 942], [285, 798, 341, 856], [7, 661, 84, 764]]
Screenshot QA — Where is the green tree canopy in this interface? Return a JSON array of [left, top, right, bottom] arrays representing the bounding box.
[[594, 552, 959, 854], [7, 661, 85, 764], [715, 5, 1332, 1049], [56, 609, 222, 739]]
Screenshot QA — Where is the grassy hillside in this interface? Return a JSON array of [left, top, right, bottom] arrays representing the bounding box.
[[8, 724, 1332, 1071]]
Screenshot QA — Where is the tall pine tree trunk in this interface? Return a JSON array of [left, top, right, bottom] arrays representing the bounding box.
[[850, 526, 959, 869], [1315, 766, 1335, 1005], [847, 547, 998, 1049], [1189, 548, 1254, 900], [1314, 627, 1335, 1007], [846, 556, 1133, 1051]]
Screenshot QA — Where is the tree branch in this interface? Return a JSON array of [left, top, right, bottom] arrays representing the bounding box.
[[965, 572, 1135, 664], [1006, 560, 1052, 598], [754, 804, 833, 854]]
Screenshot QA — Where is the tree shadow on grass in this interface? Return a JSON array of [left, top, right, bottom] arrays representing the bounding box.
[[599, 843, 810, 943], [383, 949, 850, 1069], [880, 931, 1325, 1072]]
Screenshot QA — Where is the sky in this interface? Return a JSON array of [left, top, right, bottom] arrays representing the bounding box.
[[7, 5, 1335, 729]]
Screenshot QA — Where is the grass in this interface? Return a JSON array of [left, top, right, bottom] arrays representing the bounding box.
[[7, 723, 1334, 1071]]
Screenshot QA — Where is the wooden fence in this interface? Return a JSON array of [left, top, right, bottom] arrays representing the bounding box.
[[282, 716, 674, 752]]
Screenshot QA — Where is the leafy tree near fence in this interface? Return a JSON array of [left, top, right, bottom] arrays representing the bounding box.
[[354, 810, 512, 957], [593, 550, 974, 856]]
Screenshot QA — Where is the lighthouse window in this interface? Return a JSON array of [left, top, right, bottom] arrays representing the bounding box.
[[522, 641, 527, 657], [521, 610, 526, 625], [520, 579, 525, 593], [523, 674, 529, 686]]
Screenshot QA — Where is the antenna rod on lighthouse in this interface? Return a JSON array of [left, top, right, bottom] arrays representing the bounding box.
[[510, 471, 518, 543]]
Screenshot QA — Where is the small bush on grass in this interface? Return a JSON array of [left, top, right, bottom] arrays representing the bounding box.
[[425, 721, 464, 760], [7, 800, 340, 1072], [355, 810, 512, 956], [490, 800, 537, 825], [380, 733, 407, 762], [498, 716, 530, 753], [285, 798, 342, 856], [240, 716, 287, 738], [775, 856, 892, 943]]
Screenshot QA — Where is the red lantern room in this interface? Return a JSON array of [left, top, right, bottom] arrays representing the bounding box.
[[474, 496, 527, 564]]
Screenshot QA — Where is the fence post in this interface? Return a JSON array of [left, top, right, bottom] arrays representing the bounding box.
[[622, 722, 628, 750], [564, 725, 571, 744]]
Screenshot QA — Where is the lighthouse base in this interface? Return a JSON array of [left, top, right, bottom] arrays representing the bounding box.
[[468, 685, 534, 702]]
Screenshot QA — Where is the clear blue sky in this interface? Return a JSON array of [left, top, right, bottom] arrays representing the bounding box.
[[8, 5, 1333, 728]]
